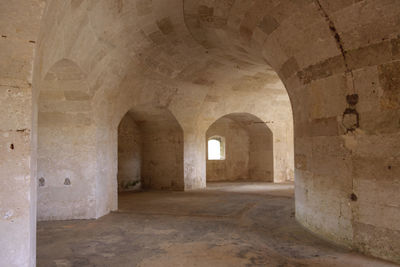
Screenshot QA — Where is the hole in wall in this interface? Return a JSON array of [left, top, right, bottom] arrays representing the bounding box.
[[343, 94, 360, 133], [346, 94, 359, 106], [350, 193, 358, 202], [64, 178, 71, 186]]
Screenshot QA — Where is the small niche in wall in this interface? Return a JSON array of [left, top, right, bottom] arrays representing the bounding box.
[[39, 177, 45, 187], [64, 178, 71, 186]]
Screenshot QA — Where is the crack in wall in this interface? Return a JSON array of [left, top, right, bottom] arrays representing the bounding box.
[[314, 0, 359, 132], [314, 1, 357, 92], [314, 0, 349, 72], [314, 0, 359, 244]]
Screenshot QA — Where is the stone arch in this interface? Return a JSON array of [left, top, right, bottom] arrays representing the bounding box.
[[183, 0, 400, 261], [205, 113, 276, 183], [117, 105, 185, 193]]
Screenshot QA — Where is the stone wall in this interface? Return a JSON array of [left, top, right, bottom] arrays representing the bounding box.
[[249, 123, 274, 182], [117, 106, 185, 191], [207, 117, 250, 181], [136, 107, 185, 191]]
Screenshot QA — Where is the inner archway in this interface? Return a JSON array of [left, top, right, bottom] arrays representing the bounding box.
[[117, 114, 142, 192], [117, 105, 184, 194], [206, 113, 279, 183]]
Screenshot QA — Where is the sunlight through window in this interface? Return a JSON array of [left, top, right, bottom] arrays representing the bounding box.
[[208, 139, 221, 160], [208, 137, 225, 160]]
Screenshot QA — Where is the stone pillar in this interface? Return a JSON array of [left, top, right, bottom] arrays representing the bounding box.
[[184, 130, 206, 190], [0, 1, 44, 265]]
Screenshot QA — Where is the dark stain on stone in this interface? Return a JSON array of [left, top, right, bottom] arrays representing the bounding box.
[[379, 62, 400, 92], [310, 117, 339, 137], [388, 165, 392, 170], [295, 154, 307, 171], [198, 5, 214, 23], [346, 94, 359, 106], [29, 40, 36, 44], [330, 25, 346, 57], [240, 25, 253, 42], [391, 36, 400, 58], [64, 178, 71, 186], [253, 121, 273, 124], [297, 37, 400, 85], [198, 5, 213, 16], [378, 61, 400, 110], [170, 180, 177, 189], [1, 35, 7, 38], [297, 55, 345, 84], [342, 108, 360, 133], [279, 57, 300, 80], [204, 95, 219, 103], [71, 0, 84, 10], [193, 77, 215, 86], [117, 0, 123, 13], [212, 17, 228, 28], [39, 177, 45, 187], [314, 0, 349, 72], [350, 193, 358, 202], [343, 94, 360, 132], [346, 41, 392, 70]]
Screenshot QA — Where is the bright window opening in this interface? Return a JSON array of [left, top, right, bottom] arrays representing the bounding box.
[[208, 137, 225, 160], [208, 139, 221, 160]]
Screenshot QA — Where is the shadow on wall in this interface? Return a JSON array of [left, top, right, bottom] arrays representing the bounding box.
[[206, 113, 274, 183], [118, 105, 184, 192]]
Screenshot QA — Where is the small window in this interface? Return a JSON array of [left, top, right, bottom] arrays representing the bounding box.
[[208, 136, 225, 160]]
